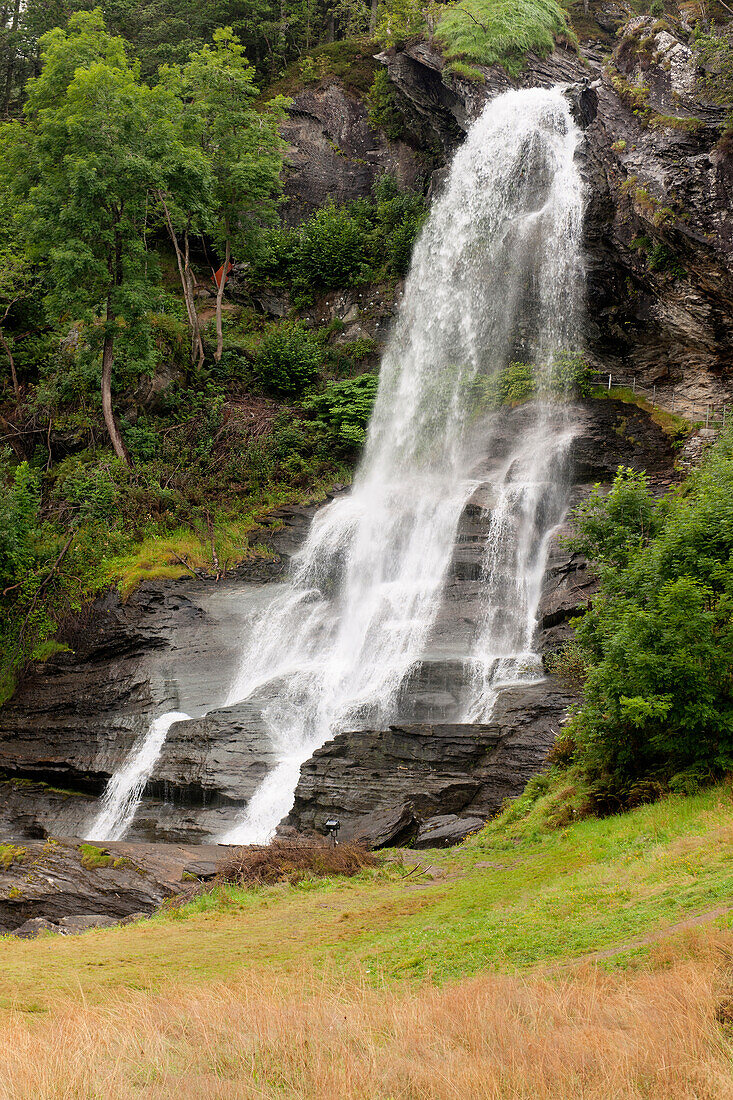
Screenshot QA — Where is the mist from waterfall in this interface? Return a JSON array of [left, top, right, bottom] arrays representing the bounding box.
[[216, 86, 585, 845]]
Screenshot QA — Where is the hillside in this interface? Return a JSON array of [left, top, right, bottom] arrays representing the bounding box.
[[0, 2, 732, 1095], [1, 785, 732, 1095]]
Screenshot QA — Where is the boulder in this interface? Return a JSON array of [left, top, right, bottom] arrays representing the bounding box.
[[10, 917, 60, 938], [413, 814, 486, 848], [57, 914, 119, 934], [283, 680, 574, 846]]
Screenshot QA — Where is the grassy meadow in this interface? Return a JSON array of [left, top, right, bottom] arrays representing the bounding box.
[[0, 785, 732, 1097]]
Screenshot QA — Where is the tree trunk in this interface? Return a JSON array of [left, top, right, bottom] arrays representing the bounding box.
[[184, 228, 205, 368], [0, 324, 18, 398], [370, 0, 378, 35], [101, 306, 128, 463], [158, 192, 204, 368], [2, 0, 20, 118], [214, 238, 230, 363]]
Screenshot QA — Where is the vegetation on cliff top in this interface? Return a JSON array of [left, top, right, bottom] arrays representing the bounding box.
[[434, 0, 574, 77]]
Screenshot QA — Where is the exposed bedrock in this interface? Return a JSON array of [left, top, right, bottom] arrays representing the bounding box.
[[0, 838, 227, 933], [282, 680, 574, 848], [378, 33, 732, 410], [280, 82, 423, 224], [0, 400, 674, 844]]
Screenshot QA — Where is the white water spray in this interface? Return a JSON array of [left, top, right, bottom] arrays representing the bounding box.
[[87, 710, 190, 841], [217, 87, 585, 845]]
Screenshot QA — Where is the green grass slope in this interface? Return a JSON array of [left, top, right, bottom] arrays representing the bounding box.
[[1, 784, 731, 1013]]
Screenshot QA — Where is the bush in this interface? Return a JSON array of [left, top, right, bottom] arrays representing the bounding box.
[[546, 352, 594, 397], [253, 323, 322, 397], [301, 373, 379, 450], [0, 461, 41, 589], [367, 69, 406, 141], [55, 459, 122, 522], [253, 181, 426, 292], [217, 838, 378, 886], [565, 436, 733, 801], [300, 204, 369, 288]]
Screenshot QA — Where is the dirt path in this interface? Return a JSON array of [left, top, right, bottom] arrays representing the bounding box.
[[565, 904, 733, 967]]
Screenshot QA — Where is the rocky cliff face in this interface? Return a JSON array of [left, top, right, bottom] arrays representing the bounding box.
[[283, 681, 574, 848], [376, 31, 732, 413], [0, 400, 674, 844], [280, 81, 423, 223]]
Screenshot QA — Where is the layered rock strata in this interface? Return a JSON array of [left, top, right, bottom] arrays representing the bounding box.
[[0, 400, 674, 844]]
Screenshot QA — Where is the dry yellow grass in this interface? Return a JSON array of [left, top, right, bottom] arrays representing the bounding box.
[[1, 935, 732, 1100]]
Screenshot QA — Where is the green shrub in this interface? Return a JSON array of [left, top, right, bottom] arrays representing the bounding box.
[[565, 437, 733, 801], [56, 460, 122, 522], [546, 351, 594, 396], [301, 373, 379, 450], [300, 204, 369, 288], [253, 323, 322, 397], [253, 182, 426, 293], [367, 69, 406, 141], [0, 462, 41, 590]]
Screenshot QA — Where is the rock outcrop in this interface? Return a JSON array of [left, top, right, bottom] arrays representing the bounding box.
[[0, 838, 230, 933], [283, 680, 574, 847], [0, 399, 674, 844], [379, 31, 733, 411], [280, 81, 422, 224]]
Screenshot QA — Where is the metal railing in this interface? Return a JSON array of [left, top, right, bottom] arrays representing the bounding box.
[[591, 371, 730, 430]]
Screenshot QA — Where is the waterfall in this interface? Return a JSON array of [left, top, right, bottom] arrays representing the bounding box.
[[87, 710, 190, 841], [218, 86, 585, 845], [85, 86, 584, 844]]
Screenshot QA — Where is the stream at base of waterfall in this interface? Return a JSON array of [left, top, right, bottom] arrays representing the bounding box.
[[87, 86, 585, 845]]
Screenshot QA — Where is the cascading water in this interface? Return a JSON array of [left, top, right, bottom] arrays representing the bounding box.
[[86, 86, 584, 844], [87, 710, 190, 841], [216, 86, 585, 845]]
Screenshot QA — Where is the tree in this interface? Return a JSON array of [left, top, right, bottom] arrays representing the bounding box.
[[564, 440, 733, 800], [9, 9, 201, 461], [174, 28, 288, 362], [0, 185, 35, 397]]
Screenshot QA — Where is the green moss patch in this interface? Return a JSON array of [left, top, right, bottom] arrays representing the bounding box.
[[435, 0, 575, 78]]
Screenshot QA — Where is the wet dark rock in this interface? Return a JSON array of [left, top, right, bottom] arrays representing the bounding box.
[[351, 803, 421, 848], [283, 680, 574, 846], [413, 814, 486, 848], [380, 31, 733, 408], [280, 82, 422, 225]]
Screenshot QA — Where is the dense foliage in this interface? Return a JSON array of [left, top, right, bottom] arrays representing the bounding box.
[[470, 353, 594, 408], [254, 177, 426, 299], [556, 439, 733, 806]]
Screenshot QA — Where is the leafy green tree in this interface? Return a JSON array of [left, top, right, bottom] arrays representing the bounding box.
[[564, 438, 733, 802], [171, 28, 288, 363], [7, 9, 200, 460]]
